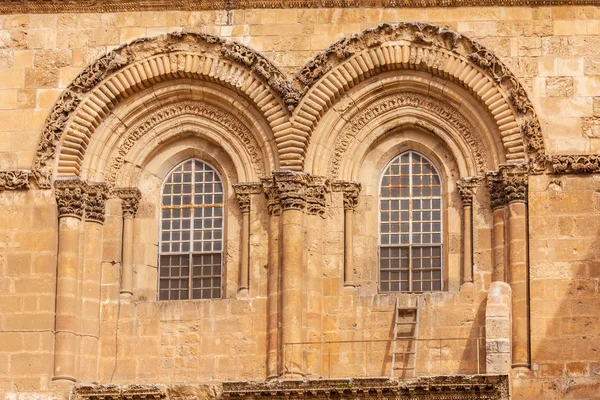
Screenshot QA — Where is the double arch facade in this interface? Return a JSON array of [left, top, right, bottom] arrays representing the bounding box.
[[45, 23, 535, 383]]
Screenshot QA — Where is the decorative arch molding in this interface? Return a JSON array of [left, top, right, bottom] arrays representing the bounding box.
[[33, 31, 296, 188], [286, 22, 544, 171], [322, 92, 489, 180]]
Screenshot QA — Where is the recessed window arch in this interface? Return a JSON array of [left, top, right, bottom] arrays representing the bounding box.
[[379, 151, 443, 293], [158, 159, 224, 300]]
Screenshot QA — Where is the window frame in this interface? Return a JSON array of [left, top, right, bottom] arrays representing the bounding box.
[[377, 150, 444, 293], [157, 158, 226, 301]]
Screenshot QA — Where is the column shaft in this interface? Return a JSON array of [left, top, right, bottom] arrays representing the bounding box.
[[344, 209, 354, 285], [121, 216, 134, 296], [492, 207, 506, 282], [54, 216, 81, 382], [508, 201, 529, 368], [239, 211, 250, 293], [266, 212, 280, 379], [281, 208, 304, 377], [462, 205, 473, 284]]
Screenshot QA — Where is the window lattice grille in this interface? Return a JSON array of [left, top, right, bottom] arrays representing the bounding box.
[[159, 159, 224, 300], [379, 151, 443, 292]]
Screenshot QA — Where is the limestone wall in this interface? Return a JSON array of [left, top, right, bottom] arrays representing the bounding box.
[[0, 4, 600, 400]]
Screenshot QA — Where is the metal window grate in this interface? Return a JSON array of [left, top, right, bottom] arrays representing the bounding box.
[[380, 151, 443, 292], [158, 159, 224, 300]]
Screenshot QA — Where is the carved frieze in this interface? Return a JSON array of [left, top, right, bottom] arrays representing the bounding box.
[[108, 102, 265, 186], [84, 183, 110, 224], [116, 188, 142, 218], [233, 183, 262, 214], [55, 180, 86, 219], [72, 384, 165, 400], [486, 171, 506, 210], [552, 155, 600, 174], [0, 0, 597, 14], [0, 170, 32, 191], [332, 180, 362, 211], [222, 375, 509, 399], [500, 164, 528, 204], [456, 177, 481, 207], [327, 93, 487, 178], [305, 176, 331, 217], [272, 170, 310, 212]]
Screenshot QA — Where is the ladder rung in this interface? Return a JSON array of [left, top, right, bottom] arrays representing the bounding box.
[[396, 335, 417, 339], [393, 367, 416, 370], [393, 351, 416, 355], [396, 321, 417, 325], [397, 307, 418, 311]]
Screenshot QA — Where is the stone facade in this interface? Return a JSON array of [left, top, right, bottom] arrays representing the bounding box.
[[0, 3, 600, 400]]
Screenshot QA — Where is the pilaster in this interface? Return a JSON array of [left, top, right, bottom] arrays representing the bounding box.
[[457, 176, 480, 285]]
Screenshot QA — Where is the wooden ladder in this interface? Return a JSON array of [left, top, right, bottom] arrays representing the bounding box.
[[391, 297, 420, 378]]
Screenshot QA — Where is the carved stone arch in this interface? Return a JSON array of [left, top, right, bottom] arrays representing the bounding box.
[[82, 82, 273, 186], [33, 31, 297, 188], [288, 22, 545, 171]]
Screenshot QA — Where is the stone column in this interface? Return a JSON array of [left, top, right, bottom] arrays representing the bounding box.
[[333, 181, 361, 287], [263, 178, 281, 379], [116, 188, 141, 299], [501, 164, 530, 369], [53, 180, 86, 382], [487, 172, 507, 283], [457, 177, 480, 285], [233, 183, 262, 296], [79, 183, 108, 381], [273, 170, 309, 378]]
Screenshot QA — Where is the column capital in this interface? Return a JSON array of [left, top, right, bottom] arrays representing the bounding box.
[[84, 183, 109, 224], [456, 176, 481, 207], [486, 171, 506, 210], [500, 163, 528, 204], [233, 182, 262, 214], [332, 180, 362, 211], [261, 177, 281, 216], [55, 179, 86, 219], [272, 170, 310, 212], [306, 176, 330, 216], [116, 187, 142, 218]]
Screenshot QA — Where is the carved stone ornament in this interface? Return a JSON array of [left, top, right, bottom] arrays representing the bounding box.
[[327, 93, 487, 178], [332, 180, 362, 211], [55, 180, 86, 219], [500, 163, 528, 204], [456, 176, 481, 207], [261, 177, 281, 217], [552, 155, 600, 174], [233, 183, 262, 214], [486, 171, 506, 210], [108, 102, 265, 186], [0, 0, 597, 14], [116, 188, 142, 218], [272, 170, 310, 212], [305, 176, 331, 217], [222, 375, 508, 399], [0, 170, 32, 191], [84, 183, 110, 224], [71, 384, 165, 400]]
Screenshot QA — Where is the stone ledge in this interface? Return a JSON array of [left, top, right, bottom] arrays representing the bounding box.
[[0, 0, 596, 14], [223, 375, 509, 399]]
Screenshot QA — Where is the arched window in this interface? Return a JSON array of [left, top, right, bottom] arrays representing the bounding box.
[[379, 151, 442, 292], [158, 159, 224, 300]]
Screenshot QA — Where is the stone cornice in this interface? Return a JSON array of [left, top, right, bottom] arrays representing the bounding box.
[[222, 375, 509, 399], [0, 0, 594, 14]]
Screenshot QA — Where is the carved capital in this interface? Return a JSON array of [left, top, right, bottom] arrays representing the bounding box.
[[332, 180, 362, 211], [84, 183, 109, 223], [116, 188, 141, 218], [261, 178, 281, 216], [306, 176, 330, 216], [0, 170, 31, 191], [500, 164, 528, 204], [486, 171, 506, 210], [272, 170, 310, 212], [456, 176, 481, 207], [233, 183, 262, 214], [55, 180, 86, 219]]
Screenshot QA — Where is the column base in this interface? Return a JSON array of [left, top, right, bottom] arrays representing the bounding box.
[[343, 282, 357, 288], [119, 292, 133, 302], [51, 375, 76, 383], [237, 288, 249, 298]]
